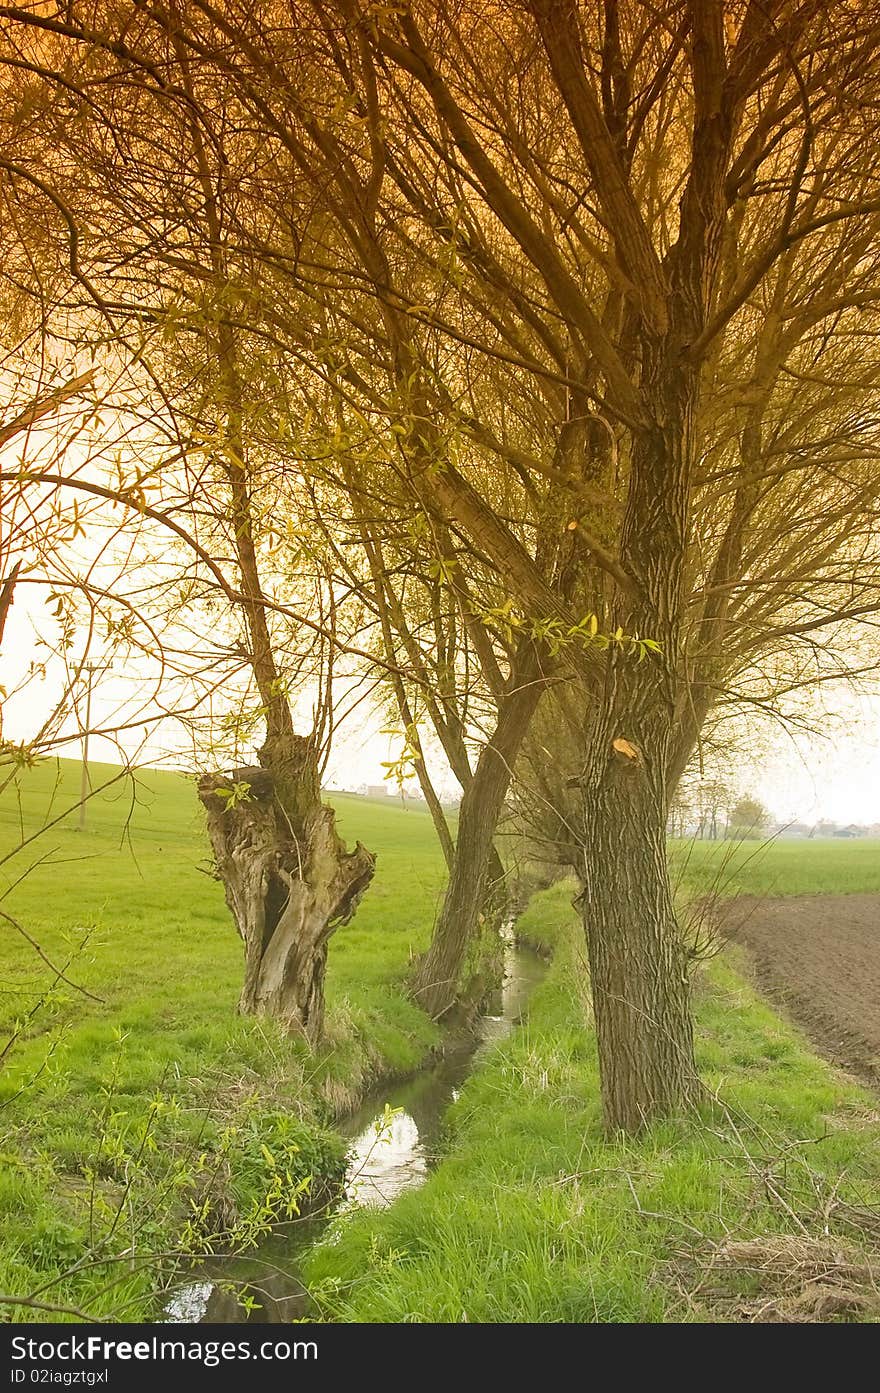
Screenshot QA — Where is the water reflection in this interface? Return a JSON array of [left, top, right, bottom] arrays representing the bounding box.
[[338, 939, 544, 1209], [165, 1265, 311, 1323], [165, 938, 545, 1321], [343, 1109, 427, 1209]]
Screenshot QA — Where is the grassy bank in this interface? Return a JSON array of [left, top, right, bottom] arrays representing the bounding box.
[[304, 880, 880, 1322], [0, 759, 443, 1320], [4, 762, 880, 1323]]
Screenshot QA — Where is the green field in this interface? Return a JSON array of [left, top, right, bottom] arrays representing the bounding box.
[[670, 834, 880, 900], [0, 758, 447, 1046], [0, 759, 443, 1319], [2, 758, 880, 1321]]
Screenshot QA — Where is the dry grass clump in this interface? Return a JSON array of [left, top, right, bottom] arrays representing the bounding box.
[[673, 1232, 880, 1322]]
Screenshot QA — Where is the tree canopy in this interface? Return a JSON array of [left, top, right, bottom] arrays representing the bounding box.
[[4, 0, 880, 1129]]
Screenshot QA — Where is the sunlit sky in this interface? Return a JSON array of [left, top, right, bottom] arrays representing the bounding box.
[[4, 592, 880, 826], [5, 376, 880, 828], [746, 691, 880, 826]]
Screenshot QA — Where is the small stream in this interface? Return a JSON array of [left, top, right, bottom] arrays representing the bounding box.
[[165, 935, 546, 1323]]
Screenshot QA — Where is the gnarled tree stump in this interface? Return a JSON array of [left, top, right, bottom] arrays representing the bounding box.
[[198, 746, 375, 1043]]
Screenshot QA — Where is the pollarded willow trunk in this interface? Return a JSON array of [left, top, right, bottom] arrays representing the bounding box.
[[198, 736, 375, 1043], [579, 728, 697, 1133], [578, 370, 701, 1133]]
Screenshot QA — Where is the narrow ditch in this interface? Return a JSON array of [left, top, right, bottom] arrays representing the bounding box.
[[164, 934, 547, 1323]]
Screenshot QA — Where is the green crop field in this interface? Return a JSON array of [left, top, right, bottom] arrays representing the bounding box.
[[671, 834, 880, 900]]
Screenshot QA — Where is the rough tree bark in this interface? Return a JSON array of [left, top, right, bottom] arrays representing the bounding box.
[[410, 644, 545, 1018], [578, 703, 697, 1132], [198, 737, 375, 1043], [575, 339, 703, 1130]]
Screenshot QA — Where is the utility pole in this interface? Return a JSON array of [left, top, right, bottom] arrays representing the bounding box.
[[78, 659, 111, 831]]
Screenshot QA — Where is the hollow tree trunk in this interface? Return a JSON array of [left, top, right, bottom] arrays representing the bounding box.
[[199, 736, 375, 1043], [410, 646, 544, 1018], [175, 99, 377, 1042], [194, 297, 377, 1043]]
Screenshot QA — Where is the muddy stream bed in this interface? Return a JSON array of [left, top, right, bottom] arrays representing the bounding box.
[[165, 936, 546, 1322]]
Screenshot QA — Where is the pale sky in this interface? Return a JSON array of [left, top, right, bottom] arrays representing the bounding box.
[[749, 693, 880, 825], [0, 591, 463, 799], [4, 592, 880, 824], [5, 369, 880, 826]]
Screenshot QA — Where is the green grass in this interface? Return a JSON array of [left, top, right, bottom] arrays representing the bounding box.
[[0, 758, 444, 1320], [4, 761, 880, 1322], [303, 880, 880, 1323], [671, 834, 880, 901]]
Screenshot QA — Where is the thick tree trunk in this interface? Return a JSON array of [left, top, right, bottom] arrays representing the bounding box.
[[579, 716, 698, 1133], [198, 737, 375, 1043], [409, 647, 544, 1018], [578, 363, 702, 1132]]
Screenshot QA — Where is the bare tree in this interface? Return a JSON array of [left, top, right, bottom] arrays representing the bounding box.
[[0, 34, 380, 1043], [304, 0, 880, 1129]]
